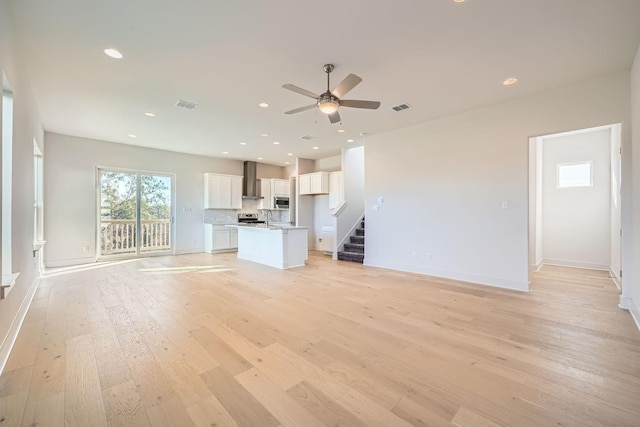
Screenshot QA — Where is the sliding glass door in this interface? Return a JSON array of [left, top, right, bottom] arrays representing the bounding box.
[[98, 169, 173, 258]]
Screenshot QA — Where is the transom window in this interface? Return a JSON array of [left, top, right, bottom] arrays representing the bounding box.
[[557, 161, 593, 188]]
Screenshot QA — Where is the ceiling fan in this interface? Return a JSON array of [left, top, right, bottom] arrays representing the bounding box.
[[283, 64, 381, 124]]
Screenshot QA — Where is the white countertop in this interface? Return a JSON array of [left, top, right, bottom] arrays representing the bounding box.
[[227, 224, 307, 231]]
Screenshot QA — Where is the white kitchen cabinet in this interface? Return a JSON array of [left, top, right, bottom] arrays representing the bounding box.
[[299, 172, 329, 195], [204, 173, 243, 209], [204, 224, 238, 253], [258, 178, 291, 209], [257, 179, 272, 209], [328, 171, 344, 209], [273, 179, 290, 196]]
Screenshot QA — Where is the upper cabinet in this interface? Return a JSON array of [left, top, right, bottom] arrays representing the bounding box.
[[272, 179, 290, 197], [204, 173, 243, 209], [299, 172, 329, 195], [258, 178, 291, 209]]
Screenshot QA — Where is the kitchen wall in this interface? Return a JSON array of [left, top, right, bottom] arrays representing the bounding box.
[[312, 155, 341, 250], [541, 128, 611, 270], [0, 0, 46, 370], [364, 72, 632, 292], [44, 133, 243, 266]]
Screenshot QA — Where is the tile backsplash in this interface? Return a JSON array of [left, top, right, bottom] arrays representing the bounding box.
[[203, 199, 291, 224]]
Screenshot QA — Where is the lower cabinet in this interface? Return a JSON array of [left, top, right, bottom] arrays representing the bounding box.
[[204, 224, 238, 253]]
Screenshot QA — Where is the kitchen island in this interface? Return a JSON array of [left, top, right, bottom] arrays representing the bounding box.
[[228, 225, 308, 269]]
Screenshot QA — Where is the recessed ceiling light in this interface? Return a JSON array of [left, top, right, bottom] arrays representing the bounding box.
[[347, 139, 354, 143], [285, 162, 290, 165], [103, 48, 123, 59], [260, 133, 269, 137], [240, 142, 247, 145], [273, 141, 280, 145], [337, 129, 346, 133], [503, 77, 518, 86], [258, 157, 263, 160], [313, 146, 319, 150], [128, 134, 137, 138], [453, 0, 465, 3], [222, 151, 229, 154], [144, 112, 156, 117], [258, 102, 269, 108], [287, 153, 293, 156]]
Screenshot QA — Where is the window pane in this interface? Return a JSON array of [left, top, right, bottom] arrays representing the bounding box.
[[557, 162, 592, 188]]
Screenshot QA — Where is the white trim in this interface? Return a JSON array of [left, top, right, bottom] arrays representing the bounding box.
[[0, 274, 40, 376], [1, 272, 20, 299], [609, 269, 621, 290], [176, 248, 206, 255], [45, 257, 96, 268], [364, 258, 530, 292], [542, 258, 609, 271], [619, 296, 640, 332]]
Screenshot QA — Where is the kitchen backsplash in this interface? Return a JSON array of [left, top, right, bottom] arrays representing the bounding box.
[[203, 209, 238, 224], [204, 199, 291, 224]]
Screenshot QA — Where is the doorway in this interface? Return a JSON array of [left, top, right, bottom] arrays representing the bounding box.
[[97, 168, 174, 258], [528, 124, 622, 287]]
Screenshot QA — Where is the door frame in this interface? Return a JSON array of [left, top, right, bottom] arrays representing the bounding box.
[[96, 166, 176, 260]]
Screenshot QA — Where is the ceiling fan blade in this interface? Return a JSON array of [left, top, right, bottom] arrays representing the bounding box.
[[331, 74, 362, 98], [284, 104, 317, 115], [340, 99, 381, 110], [282, 84, 319, 99], [328, 111, 341, 124]]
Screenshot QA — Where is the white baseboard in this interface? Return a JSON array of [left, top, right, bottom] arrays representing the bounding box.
[[0, 274, 40, 376], [364, 258, 530, 292], [609, 268, 621, 290], [619, 296, 640, 332], [542, 258, 609, 271], [175, 248, 204, 255], [45, 256, 95, 268]]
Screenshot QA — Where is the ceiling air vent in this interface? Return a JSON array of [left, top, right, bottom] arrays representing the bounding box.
[[392, 103, 411, 112], [300, 135, 314, 141], [176, 99, 198, 110]]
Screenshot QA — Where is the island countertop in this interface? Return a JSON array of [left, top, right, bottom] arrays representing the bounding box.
[[228, 224, 308, 269]]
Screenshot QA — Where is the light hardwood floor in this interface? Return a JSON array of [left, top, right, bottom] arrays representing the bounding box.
[[0, 252, 639, 426]]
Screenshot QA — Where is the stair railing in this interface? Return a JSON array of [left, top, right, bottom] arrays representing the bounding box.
[[335, 213, 365, 259]]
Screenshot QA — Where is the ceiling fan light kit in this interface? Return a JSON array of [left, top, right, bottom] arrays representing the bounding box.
[[283, 63, 380, 124]]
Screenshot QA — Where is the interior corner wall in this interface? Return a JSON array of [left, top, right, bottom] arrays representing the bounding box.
[[627, 43, 640, 326], [365, 72, 631, 292], [541, 129, 611, 270], [295, 158, 316, 246], [0, 0, 45, 362], [43, 133, 243, 266], [609, 124, 622, 284]]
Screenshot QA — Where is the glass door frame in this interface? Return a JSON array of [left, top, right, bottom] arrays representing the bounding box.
[[96, 166, 176, 259]]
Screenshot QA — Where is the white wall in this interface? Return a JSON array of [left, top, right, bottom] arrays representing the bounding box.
[[625, 44, 640, 326], [295, 158, 315, 246], [541, 129, 611, 270], [0, 0, 46, 368], [337, 146, 365, 252], [610, 124, 622, 284], [44, 132, 244, 266], [312, 155, 342, 250], [528, 137, 544, 270], [365, 72, 631, 291]]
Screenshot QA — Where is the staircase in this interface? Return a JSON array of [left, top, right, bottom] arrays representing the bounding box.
[[338, 217, 365, 263]]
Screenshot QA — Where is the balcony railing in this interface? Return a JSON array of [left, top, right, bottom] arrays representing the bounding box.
[[100, 219, 171, 255]]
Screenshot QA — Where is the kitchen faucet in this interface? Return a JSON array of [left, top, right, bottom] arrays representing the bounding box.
[[266, 209, 273, 227]]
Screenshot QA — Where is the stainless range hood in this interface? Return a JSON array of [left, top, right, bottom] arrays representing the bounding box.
[[242, 161, 263, 199]]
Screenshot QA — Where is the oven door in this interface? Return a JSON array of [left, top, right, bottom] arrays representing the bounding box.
[[274, 197, 289, 209]]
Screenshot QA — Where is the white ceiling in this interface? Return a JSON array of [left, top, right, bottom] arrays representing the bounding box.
[[8, 0, 640, 165]]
